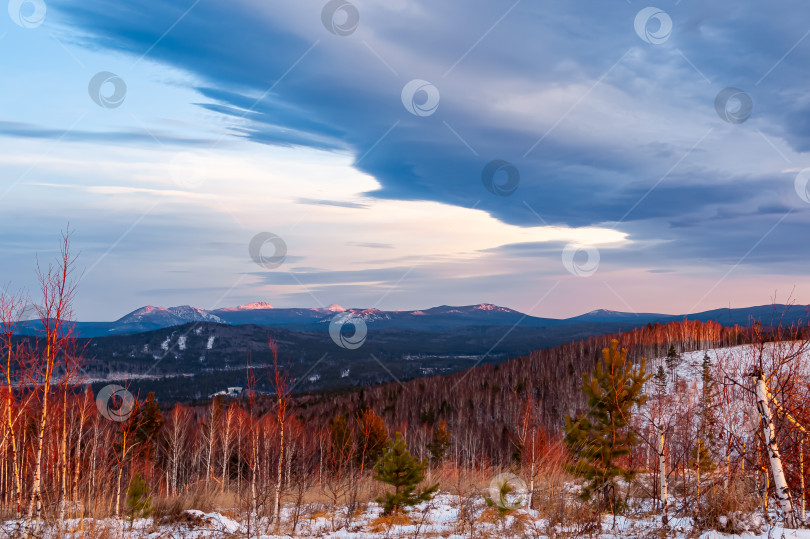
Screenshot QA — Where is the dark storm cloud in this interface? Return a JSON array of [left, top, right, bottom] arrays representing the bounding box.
[[47, 0, 810, 273]]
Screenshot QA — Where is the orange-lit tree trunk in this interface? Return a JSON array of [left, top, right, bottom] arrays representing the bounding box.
[[269, 340, 290, 530], [58, 342, 82, 519], [72, 388, 92, 516], [245, 355, 259, 529], [28, 230, 77, 520], [0, 292, 26, 517]]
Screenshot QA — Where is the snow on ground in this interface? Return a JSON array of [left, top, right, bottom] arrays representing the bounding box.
[[5, 493, 809, 538], [178, 335, 187, 350], [206, 335, 215, 350]]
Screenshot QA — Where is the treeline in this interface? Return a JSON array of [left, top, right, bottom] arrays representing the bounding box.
[[288, 318, 749, 466]]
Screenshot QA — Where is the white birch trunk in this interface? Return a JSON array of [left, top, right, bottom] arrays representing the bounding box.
[[206, 403, 216, 487], [799, 438, 807, 524], [658, 425, 668, 524], [274, 423, 284, 529], [754, 374, 796, 528]]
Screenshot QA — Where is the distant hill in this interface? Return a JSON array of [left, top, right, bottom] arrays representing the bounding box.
[[569, 304, 809, 326], [9, 302, 806, 403], [62, 319, 639, 402]]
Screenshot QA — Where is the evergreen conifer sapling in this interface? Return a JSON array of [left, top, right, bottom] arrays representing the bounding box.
[[564, 339, 649, 514], [374, 433, 438, 515]]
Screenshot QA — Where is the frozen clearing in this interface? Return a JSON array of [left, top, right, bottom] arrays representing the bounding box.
[[4, 493, 809, 538]]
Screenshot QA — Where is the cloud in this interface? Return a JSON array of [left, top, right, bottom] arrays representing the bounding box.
[[297, 198, 368, 209], [0, 121, 209, 146]]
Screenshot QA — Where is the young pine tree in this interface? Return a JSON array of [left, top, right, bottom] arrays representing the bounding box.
[[564, 339, 649, 514], [654, 365, 667, 392], [665, 344, 681, 376], [132, 392, 165, 460], [427, 421, 451, 466], [692, 352, 717, 473], [374, 433, 438, 514], [125, 472, 152, 527]]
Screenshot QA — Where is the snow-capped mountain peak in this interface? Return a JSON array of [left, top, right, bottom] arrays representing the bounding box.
[[472, 303, 513, 312], [585, 309, 620, 316], [166, 305, 224, 322], [117, 305, 224, 326]]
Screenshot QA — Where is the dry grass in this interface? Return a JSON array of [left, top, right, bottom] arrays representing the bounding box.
[[367, 512, 412, 533], [151, 489, 234, 525], [694, 476, 762, 534]]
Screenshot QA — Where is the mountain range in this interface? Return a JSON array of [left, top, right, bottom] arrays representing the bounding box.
[[12, 302, 810, 338], [9, 301, 808, 402]]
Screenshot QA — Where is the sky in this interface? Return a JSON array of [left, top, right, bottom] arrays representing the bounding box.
[[1, 0, 809, 321]]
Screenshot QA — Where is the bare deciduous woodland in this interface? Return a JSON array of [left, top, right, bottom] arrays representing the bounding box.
[[2, 235, 810, 537]]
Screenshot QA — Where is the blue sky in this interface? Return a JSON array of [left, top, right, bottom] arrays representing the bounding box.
[[1, 0, 809, 320]]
